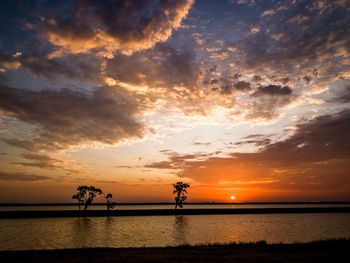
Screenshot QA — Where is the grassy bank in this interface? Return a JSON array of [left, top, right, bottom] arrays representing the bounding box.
[[1, 239, 350, 262]]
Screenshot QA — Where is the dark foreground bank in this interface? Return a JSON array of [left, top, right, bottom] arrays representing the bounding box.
[[1, 239, 350, 263], [1, 207, 350, 218]]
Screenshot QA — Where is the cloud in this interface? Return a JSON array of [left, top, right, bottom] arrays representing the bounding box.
[[240, 1, 349, 81], [0, 84, 146, 151], [145, 150, 222, 170], [0, 53, 21, 70], [195, 0, 350, 108], [246, 85, 296, 120], [261, 9, 275, 17], [105, 44, 198, 89], [252, 85, 292, 97], [192, 142, 211, 146], [43, 0, 194, 57], [328, 83, 350, 103], [145, 152, 198, 170], [0, 50, 103, 82], [0, 171, 51, 181], [234, 138, 272, 147], [13, 153, 62, 169], [140, 110, 350, 199], [234, 81, 251, 91], [249, 110, 350, 164], [231, 0, 256, 6], [177, 110, 350, 196]]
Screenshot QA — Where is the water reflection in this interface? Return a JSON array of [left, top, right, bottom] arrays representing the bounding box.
[[105, 216, 114, 226], [173, 216, 189, 245], [1, 213, 350, 250], [71, 217, 94, 247], [103, 217, 115, 246]]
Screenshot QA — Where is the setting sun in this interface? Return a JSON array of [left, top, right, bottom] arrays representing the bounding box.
[[230, 195, 235, 201]]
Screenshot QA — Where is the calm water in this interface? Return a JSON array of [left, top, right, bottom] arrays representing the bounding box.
[[1, 203, 350, 211], [1, 213, 350, 250]]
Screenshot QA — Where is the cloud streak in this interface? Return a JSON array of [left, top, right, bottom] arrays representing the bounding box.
[[0, 171, 51, 181]]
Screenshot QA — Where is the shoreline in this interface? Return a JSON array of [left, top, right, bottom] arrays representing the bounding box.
[[1, 239, 350, 262], [1, 201, 350, 206], [1, 207, 350, 219]]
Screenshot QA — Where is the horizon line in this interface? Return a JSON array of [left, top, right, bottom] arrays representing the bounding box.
[[1, 201, 350, 206]]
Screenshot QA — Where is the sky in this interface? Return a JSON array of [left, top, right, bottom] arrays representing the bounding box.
[[0, 0, 349, 203]]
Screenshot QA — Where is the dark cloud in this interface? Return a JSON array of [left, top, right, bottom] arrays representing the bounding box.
[[253, 85, 293, 97], [220, 84, 234, 95], [106, 44, 198, 89], [1, 139, 37, 152], [0, 171, 51, 181], [0, 84, 146, 151], [234, 134, 276, 147], [303, 75, 312, 84], [242, 134, 268, 139], [234, 81, 251, 91], [247, 85, 296, 120], [22, 53, 101, 82], [252, 75, 262, 82], [0, 52, 101, 82], [43, 0, 194, 56], [251, 110, 350, 164]]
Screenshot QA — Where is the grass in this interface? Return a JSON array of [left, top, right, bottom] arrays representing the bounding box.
[[184, 238, 350, 248], [1, 239, 350, 262]]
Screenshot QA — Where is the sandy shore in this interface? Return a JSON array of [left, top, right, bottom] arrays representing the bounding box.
[[1, 239, 349, 263]]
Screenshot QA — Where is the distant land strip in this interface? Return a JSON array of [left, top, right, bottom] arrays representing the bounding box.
[[1, 207, 350, 219], [1, 201, 350, 206]]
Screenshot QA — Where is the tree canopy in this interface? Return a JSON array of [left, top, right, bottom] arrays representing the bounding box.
[[72, 185, 102, 210], [173, 182, 190, 209]]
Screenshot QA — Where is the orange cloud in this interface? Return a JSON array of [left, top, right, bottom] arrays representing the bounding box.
[[145, 111, 350, 201]]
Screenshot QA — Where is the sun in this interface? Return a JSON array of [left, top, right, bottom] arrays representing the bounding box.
[[230, 195, 235, 200]]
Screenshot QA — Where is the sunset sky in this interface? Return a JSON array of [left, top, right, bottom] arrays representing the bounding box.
[[0, 0, 349, 203]]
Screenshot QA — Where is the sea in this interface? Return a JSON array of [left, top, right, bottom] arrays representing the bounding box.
[[1, 204, 350, 250]]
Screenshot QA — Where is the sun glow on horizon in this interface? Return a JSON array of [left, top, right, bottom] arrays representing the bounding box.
[[230, 195, 235, 201]]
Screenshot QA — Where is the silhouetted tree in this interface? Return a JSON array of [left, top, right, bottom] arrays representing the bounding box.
[[173, 182, 190, 209], [72, 185, 102, 210], [84, 186, 103, 210], [72, 185, 88, 210], [105, 193, 117, 210]]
